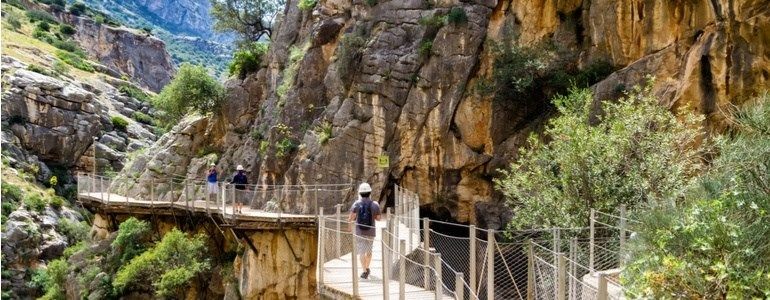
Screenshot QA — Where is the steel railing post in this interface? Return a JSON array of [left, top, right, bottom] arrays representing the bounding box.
[[434, 252, 442, 300], [352, 229, 359, 297], [619, 204, 627, 267], [527, 239, 534, 300], [557, 253, 566, 300], [335, 205, 342, 258], [381, 227, 390, 300], [318, 208, 325, 290], [487, 229, 495, 300], [423, 218, 430, 288], [469, 225, 477, 294], [399, 239, 406, 300], [597, 273, 608, 300], [455, 272, 464, 300], [569, 238, 577, 300], [590, 209, 595, 273]]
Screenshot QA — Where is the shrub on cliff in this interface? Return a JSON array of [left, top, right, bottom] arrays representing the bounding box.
[[112, 217, 152, 264], [298, 0, 317, 11], [228, 42, 268, 79], [111, 116, 129, 131], [68, 2, 87, 16], [152, 63, 224, 126], [495, 79, 706, 229], [113, 229, 209, 297], [624, 96, 770, 298]]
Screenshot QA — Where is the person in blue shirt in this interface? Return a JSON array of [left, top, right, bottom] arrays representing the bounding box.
[[206, 163, 218, 200], [347, 183, 381, 279], [232, 165, 248, 213]]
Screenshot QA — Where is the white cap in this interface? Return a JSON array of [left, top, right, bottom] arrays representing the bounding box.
[[358, 183, 372, 194], [236, 165, 244, 171], [210, 162, 216, 166]]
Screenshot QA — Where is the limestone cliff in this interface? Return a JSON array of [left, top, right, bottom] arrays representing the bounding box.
[[122, 0, 770, 229]]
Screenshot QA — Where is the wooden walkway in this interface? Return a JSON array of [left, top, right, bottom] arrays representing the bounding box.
[[78, 192, 317, 229], [320, 220, 453, 299]]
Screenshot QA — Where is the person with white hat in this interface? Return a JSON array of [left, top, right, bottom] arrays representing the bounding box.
[[231, 165, 248, 213], [347, 182, 381, 279], [206, 162, 218, 200]]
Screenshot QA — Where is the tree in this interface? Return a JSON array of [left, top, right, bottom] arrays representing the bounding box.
[[228, 42, 268, 79], [624, 95, 770, 298], [210, 0, 285, 42], [152, 63, 225, 126], [494, 79, 706, 229], [68, 2, 87, 16]]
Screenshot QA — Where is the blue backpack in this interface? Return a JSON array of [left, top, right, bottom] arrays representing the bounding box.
[[356, 201, 373, 230]]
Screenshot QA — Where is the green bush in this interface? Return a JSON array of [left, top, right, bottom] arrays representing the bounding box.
[[2, 182, 23, 203], [93, 15, 105, 24], [337, 33, 367, 81], [113, 229, 209, 297], [24, 194, 47, 212], [40, 0, 66, 6], [276, 44, 307, 101], [32, 258, 68, 300], [51, 39, 82, 53], [112, 217, 151, 263], [118, 84, 150, 102], [228, 43, 268, 79], [49, 196, 64, 209], [446, 7, 468, 25], [495, 80, 706, 229], [36, 22, 51, 32], [419, 14, 446, 27], [624, 95, 770, 298], [418, 40, 433, 58], [365, 0, 377, 6], [298, 0, 317, 10], [152, 63, 224, 126], [68, 2, 87, 16], [27, 64, 53, 76], [315, 121, 333, 145], [58, 219, 88, 244], [52, 60, 70, 76], [62, 241, 86, 258], [132, 111, 154, 125], [111, 116, 129, 131], [490, 41, 548, 99], [55, 50, 94, 72], [275, 138, 296, 158], [58, 24, 76, 35], [5, 10, 23, 31], [26, 10, 57, 24]]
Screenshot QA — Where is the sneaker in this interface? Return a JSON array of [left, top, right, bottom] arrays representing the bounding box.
[[360, 268, 370, 279]]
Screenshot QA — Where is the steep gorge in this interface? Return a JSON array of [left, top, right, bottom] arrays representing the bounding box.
[[121, 0, 769, 230]]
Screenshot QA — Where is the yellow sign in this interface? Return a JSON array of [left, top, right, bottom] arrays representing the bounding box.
[[377, 155, 389, 168]]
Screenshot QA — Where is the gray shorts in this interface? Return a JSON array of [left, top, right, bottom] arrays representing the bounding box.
[[355, 234, 374, 254]]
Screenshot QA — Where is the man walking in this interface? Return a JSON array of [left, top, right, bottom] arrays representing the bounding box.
[[348, 183, 381, 279], [232, 165, 248, 213]]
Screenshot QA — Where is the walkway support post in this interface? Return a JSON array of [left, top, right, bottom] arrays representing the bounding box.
[[318, 208, 325, 289], [597, 273, 608, 300], [423, 218, 430, 288], [399, 239, 406, 300], [556, 253, 566, 300], [469, 225, 477, 294], [487, 229, 495, 300], [381, 227, 390, 300], [455, 272, 464, 300], [589, 209, 595, 273], [527, 239, 534, 300], [351, 229, 359, 297], [619, 204, 627, 266], [335, 205, 342, 258], [569, 238, 577, 300], [150, 179, 155, 208], [434, 252, 442, 300]]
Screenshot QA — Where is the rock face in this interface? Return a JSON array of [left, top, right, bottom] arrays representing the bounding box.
[[121, 0, 220, 40], [235, 229, 317, 299], [1, 69, 106, 167], [119, 0, 770, 229]]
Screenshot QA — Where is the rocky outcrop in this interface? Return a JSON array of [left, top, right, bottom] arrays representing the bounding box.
[[1, 68, 106, 167], [118, 0, 770, 229], [61, 14, 175, 92], [0, 207, 82, 298], [121, 0, 222, 41], [235, 229, 317, 299]]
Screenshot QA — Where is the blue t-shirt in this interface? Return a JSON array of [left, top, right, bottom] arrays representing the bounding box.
[[207, 170, 217, 183]]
